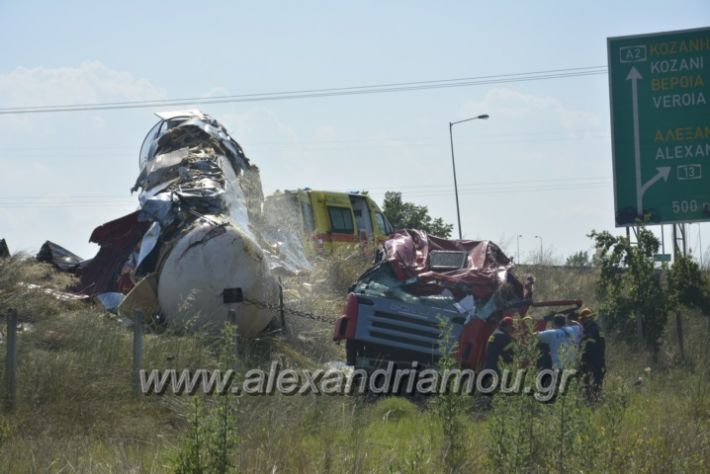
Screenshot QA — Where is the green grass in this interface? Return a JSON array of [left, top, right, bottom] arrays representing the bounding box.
[[0, 255, 708, 472]]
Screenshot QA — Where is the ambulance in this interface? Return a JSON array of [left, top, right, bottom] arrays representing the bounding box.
[[265, 189, 393, 253]]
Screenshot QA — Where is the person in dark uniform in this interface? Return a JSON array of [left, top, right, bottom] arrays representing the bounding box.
[[579, 308, 606, 402], [534, 315, 552, 371], [484, 316, 514, 374], [477, 316, 515, 407], [536, 341, 553, 371]]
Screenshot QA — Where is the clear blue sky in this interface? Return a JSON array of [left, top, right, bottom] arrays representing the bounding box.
[[1, 1, 708, 262]]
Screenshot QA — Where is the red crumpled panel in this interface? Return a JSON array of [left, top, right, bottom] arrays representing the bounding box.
[[77, 211, 151, 296], [381, 229, 522, 301]]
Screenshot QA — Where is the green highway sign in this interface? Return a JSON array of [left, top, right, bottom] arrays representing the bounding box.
[[607, 27, 710, 227], [654, 253, 672, 262]]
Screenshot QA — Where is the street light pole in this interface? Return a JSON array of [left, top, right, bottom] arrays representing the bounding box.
[[449, 113, 489, 239], [699, 223, 704, 268], [517, 234, 523, 263], [534, 235, 544, 263]]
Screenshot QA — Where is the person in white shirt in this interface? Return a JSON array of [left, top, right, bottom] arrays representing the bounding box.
[[537, 314, 582, 369]]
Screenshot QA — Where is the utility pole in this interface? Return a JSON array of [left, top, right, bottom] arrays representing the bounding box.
[[448, 113, 489, 239], [534, 235, 544, 263], [516, 234, 523, 263]]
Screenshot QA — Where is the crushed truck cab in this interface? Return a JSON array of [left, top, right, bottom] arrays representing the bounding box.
[[334, 230, 579, 370]]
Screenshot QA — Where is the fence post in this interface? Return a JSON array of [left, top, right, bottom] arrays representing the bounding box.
[[228, 309, 238, 366], [4, 309, 17, 411], [132, 309, 144, 395], [278, 279, 286, 330], [675, 311, 685, 361]]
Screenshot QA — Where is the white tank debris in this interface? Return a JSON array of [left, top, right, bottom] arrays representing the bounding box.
[[78, 110, 310, 336]]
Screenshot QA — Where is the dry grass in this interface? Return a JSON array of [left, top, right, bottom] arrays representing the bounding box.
[[0, 253, 708, 473]]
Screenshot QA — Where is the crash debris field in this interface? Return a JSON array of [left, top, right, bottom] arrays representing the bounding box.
[[0, 111, 708, 473]]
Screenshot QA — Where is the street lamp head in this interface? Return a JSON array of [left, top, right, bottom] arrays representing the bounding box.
[[451, 113, 490, 126]]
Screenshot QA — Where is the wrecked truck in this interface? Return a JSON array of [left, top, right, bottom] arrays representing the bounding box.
[[333, 230, 580, 370], [78, 110, 309, 336]]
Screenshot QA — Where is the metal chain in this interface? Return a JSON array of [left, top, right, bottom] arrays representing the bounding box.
[[242, 297, 337, 324]]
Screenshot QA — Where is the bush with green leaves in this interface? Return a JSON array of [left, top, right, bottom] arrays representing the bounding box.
[[667, 253, 710, 316], [590, 228, 667, 356], [382, 191, 454, 238]]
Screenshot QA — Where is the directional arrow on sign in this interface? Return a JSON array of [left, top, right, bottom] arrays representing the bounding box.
[[640, 166, 672, 197], [627, 67, 671, 217], [626, 66, 646, 215]]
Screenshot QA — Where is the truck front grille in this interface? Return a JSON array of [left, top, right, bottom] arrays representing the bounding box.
[[366, 309, 462, 354]]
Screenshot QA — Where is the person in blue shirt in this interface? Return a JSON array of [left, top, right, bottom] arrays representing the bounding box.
[[537, 314, 582, 369]]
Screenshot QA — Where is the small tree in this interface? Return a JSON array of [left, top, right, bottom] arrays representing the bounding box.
[[590, 228, 668, 357], [667, 254, 710, 315], [435, 318, 466, 472], [566, 250, 590, 267], [382, 192, 453, 238], [666, 254, 710, 360]]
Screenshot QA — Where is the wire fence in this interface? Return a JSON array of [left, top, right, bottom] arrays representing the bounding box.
[[1, 290, 338, 405]]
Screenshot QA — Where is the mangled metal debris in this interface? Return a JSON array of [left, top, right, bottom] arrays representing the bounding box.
[[336, 229, 530, 368], [0, 238, 9, 259], [18, 282, 90, 302], [36, 241, 84, 273], [78, 110, 311, 335], [335, 230, 580, 370], [352, 229, 528, 316]]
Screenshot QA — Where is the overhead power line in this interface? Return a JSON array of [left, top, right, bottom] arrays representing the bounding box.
[[0, 181, 612, 208], [0, 130, 610, 158], [0, 135, 610, 158], [0, 66, 607, 116], [368, 176, 611, 192], [0, 128, 610, 151], [0, 175, 612, 208]]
